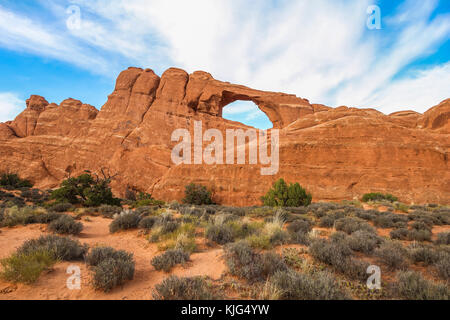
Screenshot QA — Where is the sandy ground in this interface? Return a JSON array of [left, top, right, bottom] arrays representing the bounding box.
[[0, 217, 226, 300]]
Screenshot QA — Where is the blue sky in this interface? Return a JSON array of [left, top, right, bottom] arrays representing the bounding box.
[[0, 0, 449, 129]]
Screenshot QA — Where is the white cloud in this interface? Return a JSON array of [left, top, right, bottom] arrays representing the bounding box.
[[0, 5, 110, 73], [0, 92, 24, 123], [364, 62, 450, 114], [0, 0, 449, 116]]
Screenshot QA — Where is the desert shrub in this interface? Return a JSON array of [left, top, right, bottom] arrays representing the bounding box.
[[48, 215, 83, 235], [396, 271, 449, 300], [21, 188, 49, 204], [346, 230, 383, 254], [139, 216, 158, 230], [92, 258, 134, 292], [97, 205, 122, 218], [390, 228, 409, 240], [261, 179, 312, 207], [319, 213, 342, 228], [0, 173, 33, 189], [224, 242, 287, 283], [335, 217, 375, 235], [0, 206, 38, 227], [362, 193, 398, 203], [51, 173, 120, 207], [246, 234, 272, 249], [408, 211, 435, 226], [132, 197, 165, 208], [109, 211, 141, 233], [262, 270, 351, 300], [374, 242, 409, 271], [18, 235, 87, 261], [355, 209, 378, 221], [435, 232, 450, 245], [0, 250, 55, 284], [151, 249, 190, 272], [153, 276, 217, 300], [288, 219, 312, 234], [206, 224, 235, 245], [183, 183, 213, 205], [309, 238, 368, 281], [86, 247, 135, 292], [430, 212, 449, 226], [408, 244, 440, 265], [411, 221, 432, 232], [407, 229, 432, 242], [35, 212, 65, 224], [174, 233, 197, 253], [48, 202, 74, 213], [287, 218, 313, 245], [434, 254, 450, 281], [374, 213, 408, 228]]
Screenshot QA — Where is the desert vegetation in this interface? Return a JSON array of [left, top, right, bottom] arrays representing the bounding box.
[[0, 175, 449, 300]]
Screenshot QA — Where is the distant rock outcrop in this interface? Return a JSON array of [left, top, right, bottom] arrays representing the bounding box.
[[0, 67, 449, 205]]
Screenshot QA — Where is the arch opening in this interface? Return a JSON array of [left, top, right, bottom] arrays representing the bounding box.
[[222, 100, 273, 130]]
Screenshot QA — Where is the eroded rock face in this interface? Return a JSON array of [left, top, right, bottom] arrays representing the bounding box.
[[0, 67, 449, 205]]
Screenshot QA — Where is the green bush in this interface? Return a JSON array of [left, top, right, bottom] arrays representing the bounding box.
[[182, 183, 213, 205], [18, 235, 88, 260], [86, 247, 135, 292], [374, 242, 409, 271], [153, 276, 217, 300], [396, 271, 449, 300], [263, 270, 351, 300], [0, 173, 33, 189], [51, 173, 120, 207], [151, 249, 190, 272], [0, 250, 55, 284], [109, 211, 141, 233], [261, 179, 312, 207], [362, 193, 398, 203], [48, 215, 83, 235], [224, 242, 287, 283]]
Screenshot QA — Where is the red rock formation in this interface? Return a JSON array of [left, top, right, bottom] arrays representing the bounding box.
[[0, 67, 449, 205]]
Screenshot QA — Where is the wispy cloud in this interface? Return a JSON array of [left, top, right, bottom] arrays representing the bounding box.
[[0, 0, 449, 115], [0, 92, 23, 123]]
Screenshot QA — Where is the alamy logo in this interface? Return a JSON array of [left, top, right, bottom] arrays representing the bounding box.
[[171, 121, 279, 175]]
